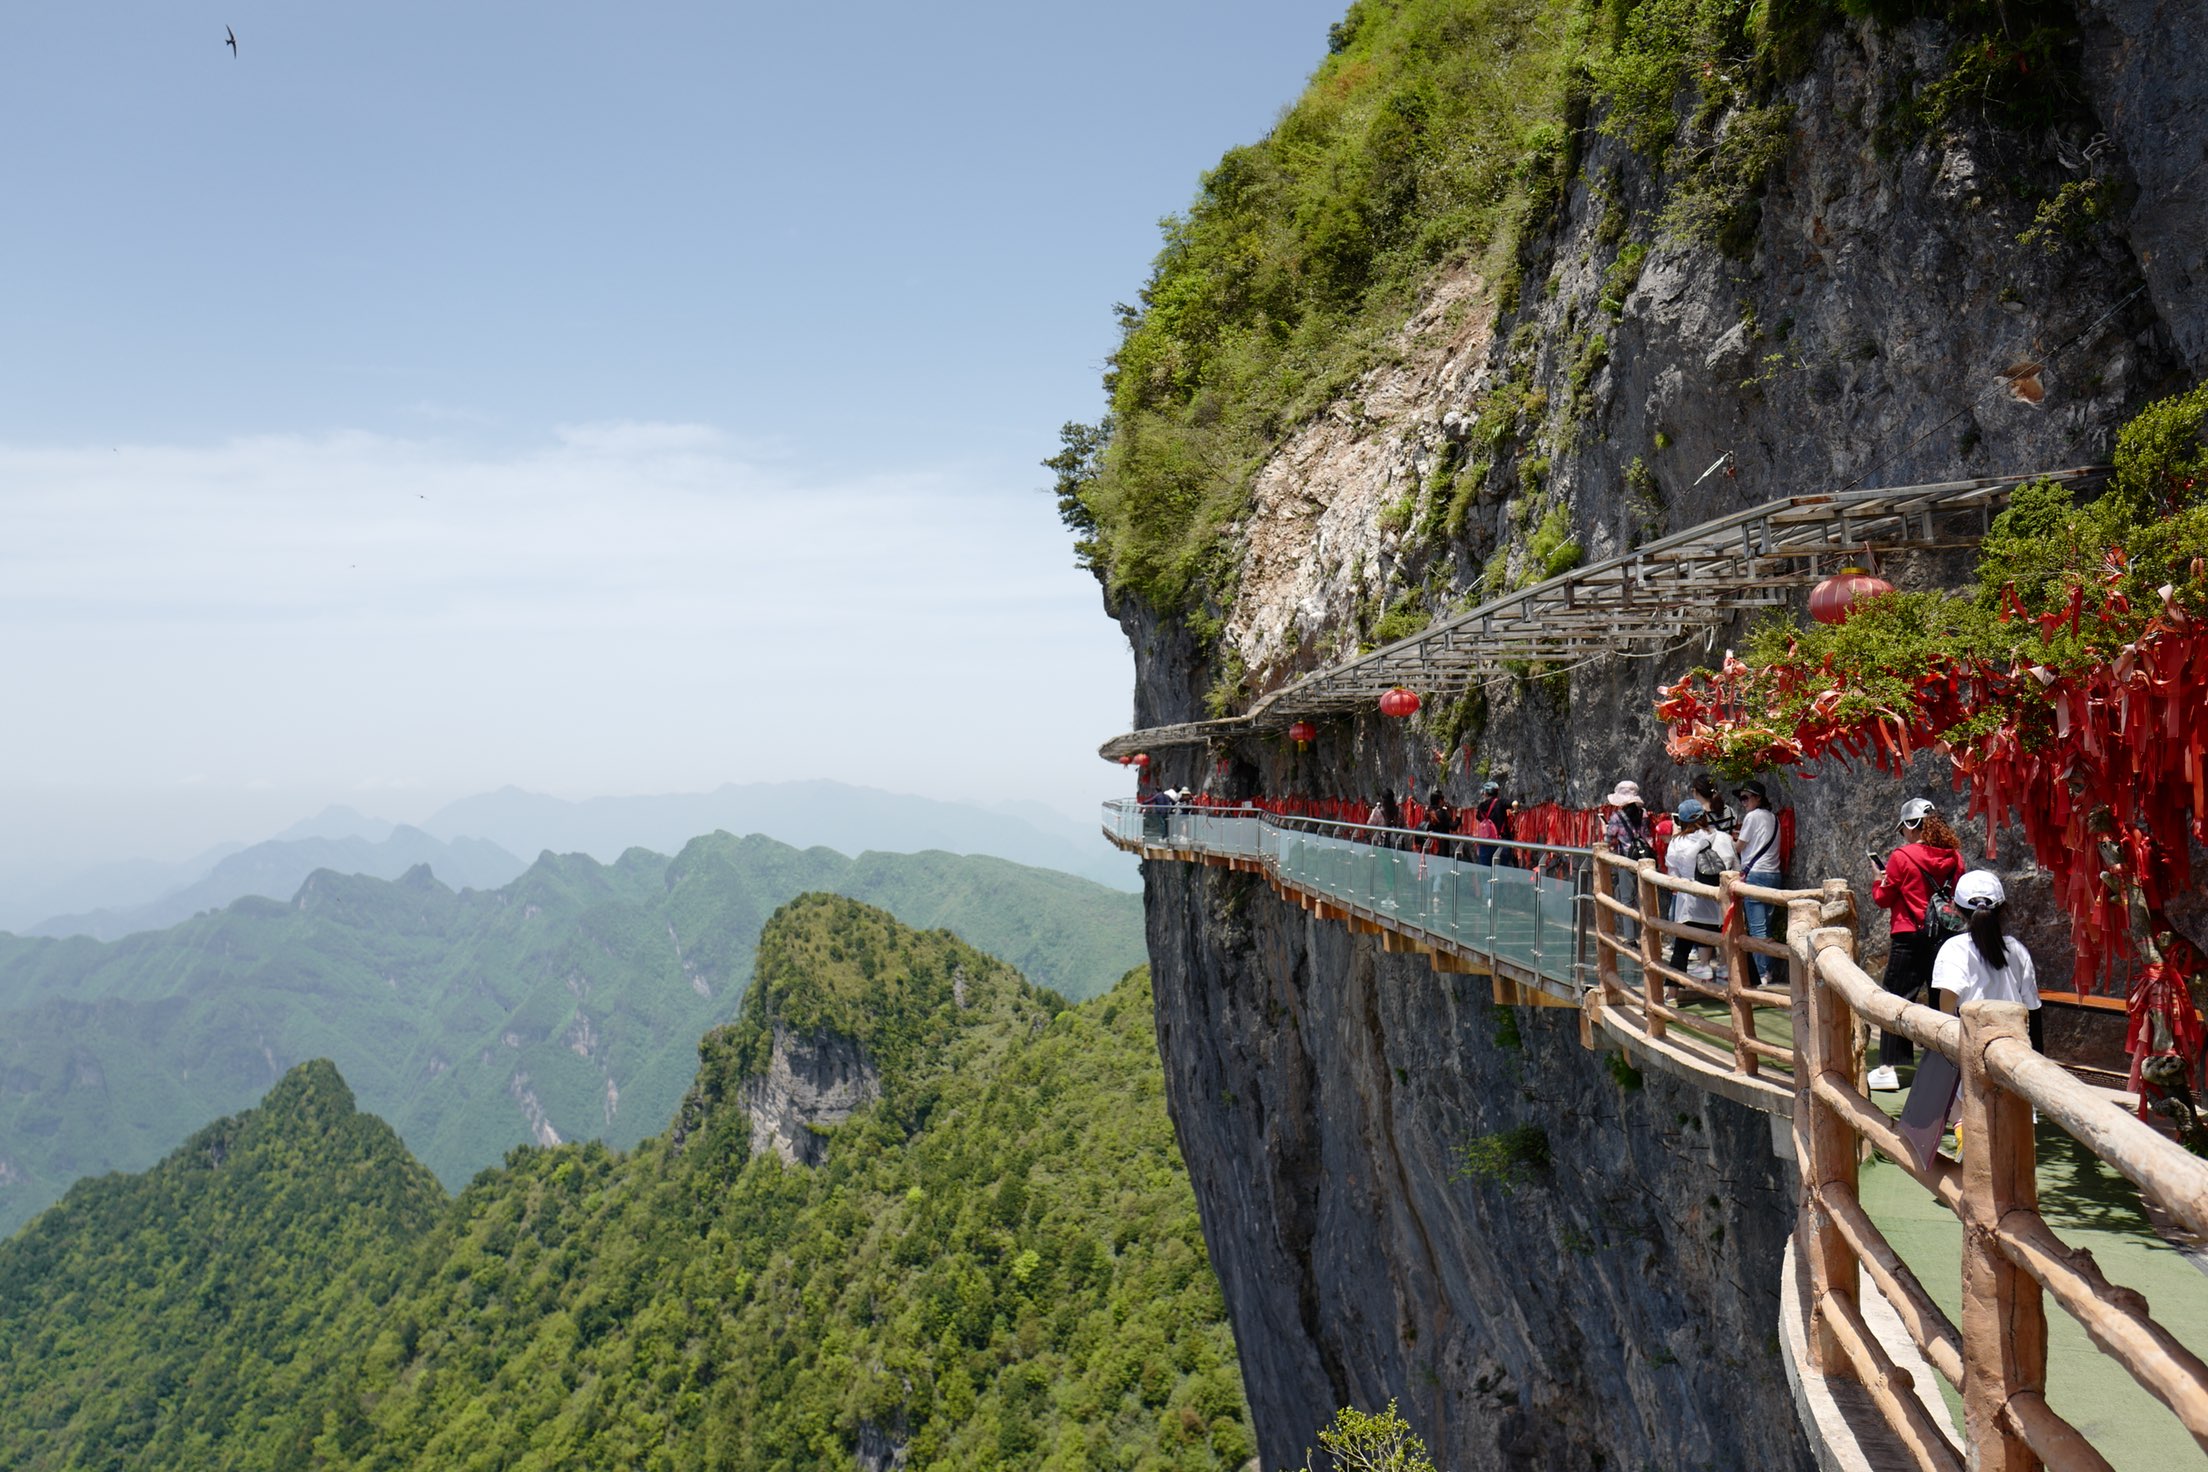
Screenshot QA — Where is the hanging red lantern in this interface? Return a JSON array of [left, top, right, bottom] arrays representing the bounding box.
[[1379, 688, 1422, 718], [1132, 752, 1151, 769], [1809, 566, 1895, 625], [1117, 755, 1132, 766], [1288, 720, 1316, 749]]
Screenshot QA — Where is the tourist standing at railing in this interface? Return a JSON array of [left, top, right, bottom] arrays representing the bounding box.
[[1420, 788, 1458, 856], [1140, 782, 1173, 842], [1932, 870, 2044, 1051], [1692, 773, 1737, 837], [1376, 790, 1406, 849], [1602, 780, 1654, 859], [1603, 779, 1655, 942], [1648, 797, 1676, 867], [1471, 780, 1512, 865], [1866, 798, 1967, 1092], [1664, 799, 1735, 985], [1733, 781, 1783, 983]]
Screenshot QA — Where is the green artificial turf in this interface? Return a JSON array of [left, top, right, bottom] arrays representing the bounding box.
[[1859, 1068, 2208, 1469]]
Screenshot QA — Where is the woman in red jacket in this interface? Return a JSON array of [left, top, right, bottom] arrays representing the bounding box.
[[1865, 797, 1965, 1090]]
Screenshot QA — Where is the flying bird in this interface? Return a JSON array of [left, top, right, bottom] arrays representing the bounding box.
[[225, 26, 237, 57]]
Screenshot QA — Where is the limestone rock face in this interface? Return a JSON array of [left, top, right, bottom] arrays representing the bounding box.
[[1141, 850, 1810, 1471], [740, 1022, 880, 1167], [2080, 0, 2208, 373]]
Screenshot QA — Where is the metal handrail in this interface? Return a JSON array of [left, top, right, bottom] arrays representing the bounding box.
[[1103, 800, 1596, 991], [1104, 799, 1594, 860]]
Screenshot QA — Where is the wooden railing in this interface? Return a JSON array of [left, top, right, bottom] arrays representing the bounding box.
[[1790, 909, 2208, 1470], [1590, 846, 1822, 1089]]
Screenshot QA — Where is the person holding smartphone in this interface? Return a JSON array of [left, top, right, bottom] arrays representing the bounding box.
[[1866, 798, 1965, 1090]]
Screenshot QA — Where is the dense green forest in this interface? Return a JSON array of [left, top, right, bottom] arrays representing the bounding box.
[[0, 897, 1248, 1471], [0, 834, 1144, 1238], [0, 1062, 444, 1471]]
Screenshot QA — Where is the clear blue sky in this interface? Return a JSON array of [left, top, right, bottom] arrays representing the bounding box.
[[0, 0, 1345, 870]]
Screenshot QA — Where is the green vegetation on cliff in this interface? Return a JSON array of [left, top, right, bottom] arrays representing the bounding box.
[[1061, 0, 2093, 625], [0, 899, 1250, 1471], [1068, 0, 1585, 610], [0, 834, 1144, 1240]]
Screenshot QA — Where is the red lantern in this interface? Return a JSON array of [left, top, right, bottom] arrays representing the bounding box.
[[1809, 566, 1895, 625], [1117, 755, 1132, 766], [1132, 753, 1151, 769], [1288, 720, 1316, 749], [1379, 688, 1421, 718]]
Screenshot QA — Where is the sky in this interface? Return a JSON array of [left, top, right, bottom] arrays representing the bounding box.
[[0, 0, 1347, 874]]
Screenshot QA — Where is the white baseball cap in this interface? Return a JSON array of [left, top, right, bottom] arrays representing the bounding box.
[[1954, 870, 2006, 910], [1899, 797, 1938, 826]]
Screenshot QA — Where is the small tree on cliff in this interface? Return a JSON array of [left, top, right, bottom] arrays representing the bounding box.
[[1304, 1400, 1440, 1472], [1654, 384, 2208, 1139]]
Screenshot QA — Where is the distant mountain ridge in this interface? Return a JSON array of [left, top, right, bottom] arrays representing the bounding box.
[[28, 826, 527, 941], [0, 833, 1144, 1238], [419, 780, 1133, 890], [4, 780, 1133, 939]]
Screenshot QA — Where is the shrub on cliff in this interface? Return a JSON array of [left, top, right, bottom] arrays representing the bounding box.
[[1067, 0, 1586, 612]]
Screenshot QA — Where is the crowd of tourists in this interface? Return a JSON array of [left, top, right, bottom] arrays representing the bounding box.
[[1598, 779, 2040, 1084], [1133, 773, 2040, 1082]]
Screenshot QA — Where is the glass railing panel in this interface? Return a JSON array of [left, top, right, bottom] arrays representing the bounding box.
[[1487, 864, 1538, 971], [1533, 869, 1582, 986]]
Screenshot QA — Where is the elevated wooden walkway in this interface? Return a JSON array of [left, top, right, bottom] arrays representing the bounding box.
[[1109, 801, 2208, 1470]]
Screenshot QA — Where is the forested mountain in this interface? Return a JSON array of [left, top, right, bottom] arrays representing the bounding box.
[[0, 900, 1251, 1471], [0, 834, 1143, 1238], [0, 1062, 443, 1471], [26, 825, 528, 941]]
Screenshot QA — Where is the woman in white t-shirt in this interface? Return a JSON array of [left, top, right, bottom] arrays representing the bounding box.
[[1932, 870, 2044, 1053]]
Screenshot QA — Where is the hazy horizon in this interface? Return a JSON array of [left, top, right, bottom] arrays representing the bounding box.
[[0, 775, 1116, 882], [1, 1, 1345, 877]]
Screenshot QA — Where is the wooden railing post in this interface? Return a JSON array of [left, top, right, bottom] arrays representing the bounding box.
[[1793, 898, 1858, 1379], [1720, 870, 1757, 1076], [1593, 847, 1621, 1005], [1636, 857, 1667, 1039], [1960, 999, 2046, 1472]]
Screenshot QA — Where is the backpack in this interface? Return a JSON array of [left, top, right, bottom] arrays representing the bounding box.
[[1692, 838, 1726, 883], [1922, 877, 1967, 945]]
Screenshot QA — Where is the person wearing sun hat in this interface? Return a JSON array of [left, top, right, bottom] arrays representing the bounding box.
[[1602, 779, 1654, 857], [1602, 779, 1654, 943], [1932, 869, 2044, 1053]]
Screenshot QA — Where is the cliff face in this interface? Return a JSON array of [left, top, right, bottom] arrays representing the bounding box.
[[1145, 859, 1805, 1471], [739, 1022, 881, 1166], [1103, 4, 2205, 1467]]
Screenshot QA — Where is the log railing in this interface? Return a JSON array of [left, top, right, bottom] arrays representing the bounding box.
[[1589, 845, 1821, 1086], [1791, 909, 2208, 1470]]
